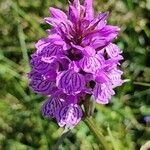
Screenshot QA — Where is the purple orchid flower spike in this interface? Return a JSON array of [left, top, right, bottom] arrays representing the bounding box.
[[28, 0, 123, 128]]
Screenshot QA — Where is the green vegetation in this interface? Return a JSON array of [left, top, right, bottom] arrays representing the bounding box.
[[0, 0, 150, 149]]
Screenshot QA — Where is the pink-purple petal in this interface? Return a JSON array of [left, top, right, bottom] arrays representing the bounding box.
[[93, 83, 115, 104], [56, 70, 85, 95], [84, 0, 94, 20], [86, 12, 108, 32], [42, 97, 64, 118], [28, 71, 57, 95], [56, 104, 83, 127], [107, 68, 123, 87], [69, 5, 78, 24], [45, 17, 64, 27], [50, 7, 67, 20], [79, 54, 105, 73]]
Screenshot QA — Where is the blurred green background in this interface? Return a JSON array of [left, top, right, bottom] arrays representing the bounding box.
[[0, 0, 150, 149]]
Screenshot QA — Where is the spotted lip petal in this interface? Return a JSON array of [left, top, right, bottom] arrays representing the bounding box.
[[56, 70, 85, 95], [56, 103, 83, 128], [107, 68, 123, 87], [28, 71, 57, 95], [93, 82, 115, 104], [42, 97, 64, 118], [79, 56, 102, 73], [30, 54, 58, 74], [79, 52, 105, 73], [105, 43, 123, 60], [35, 38, 65, 57]]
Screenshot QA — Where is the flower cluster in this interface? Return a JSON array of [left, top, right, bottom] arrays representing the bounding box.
[[28, 0, 123, 128]]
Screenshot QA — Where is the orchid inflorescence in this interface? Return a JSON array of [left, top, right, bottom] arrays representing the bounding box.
[[28, 0, 123, 129]]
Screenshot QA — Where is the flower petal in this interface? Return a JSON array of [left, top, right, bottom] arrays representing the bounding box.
[[83, 46, 96, 57], [106, 43, 121, 57], [69, 5, 78, 24], [41, 97, 64, 118], [45, 17, 63, 27], [30, 55, 58, 74], [35, 36, 65, 56], [84, 0, 94, 20], [28, 71, 57, 95], [105, 43, 123, 61], [107, 68, 123, 87], [83, 25, 120, 49], [93, 83, 115, 104], [79, 54, 105, 73], [86, 12, 108, 32], [56, 103, 83, 128], [72, 0, 80, 9], [56, 70, 85, 95], [99, 25, 120, 39], [95, 71, 109, 83], [50, 7, 67, 20]]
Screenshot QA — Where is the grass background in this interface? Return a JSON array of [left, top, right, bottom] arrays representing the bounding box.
[[0, 0, 150, 149]]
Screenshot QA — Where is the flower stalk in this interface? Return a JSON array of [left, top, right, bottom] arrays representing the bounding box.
[[83, 117, 110, 150]]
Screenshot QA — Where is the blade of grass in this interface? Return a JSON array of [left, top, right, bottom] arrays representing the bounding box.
[[52, 130, 71, 150], [18, 25, 30, 68], [133, 82, 150, 87], [0, 64, 21, 79], [13, 78, 30, 102], [125, 106, 144, 130], [0, 52, 21, 69], [84, 117, 110, 150], [11, 1, 45, 36], [133, 89, 150, 98], [107, 126, 120, 150]]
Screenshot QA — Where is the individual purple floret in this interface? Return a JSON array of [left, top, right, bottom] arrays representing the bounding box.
[[42, 97, 63, 118], [56, 103, 83, 128], [28, 0, 123, 128]]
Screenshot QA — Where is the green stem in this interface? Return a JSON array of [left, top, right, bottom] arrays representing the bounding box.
[[83, 117, 110, 150], [52, 130, 71, 150], [133, 82, 150, 87]]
